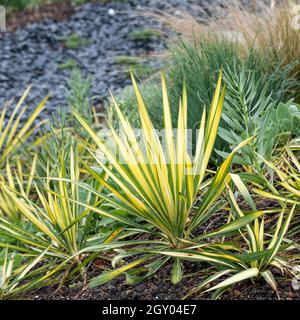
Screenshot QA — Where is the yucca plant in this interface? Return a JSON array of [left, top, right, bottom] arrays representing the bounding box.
[[0, 87, 47, 170], [252, 138, 300, 236], [0, 141, 123, 288], [72, 71, 254, 286], [185, 175, 296, 299], [254, 138, 300, 204], [0, 247, 48, 300], [0, 156, 37, 221]]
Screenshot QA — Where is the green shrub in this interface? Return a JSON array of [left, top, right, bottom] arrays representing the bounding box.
[[110, 38, 300, 165], [218, 64, 300, 168]]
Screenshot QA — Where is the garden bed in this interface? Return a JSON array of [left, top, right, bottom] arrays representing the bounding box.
[[1, 0, 300, 303]]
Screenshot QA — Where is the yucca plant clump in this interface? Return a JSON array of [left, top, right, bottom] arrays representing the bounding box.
[[0, 6, 299, 296], [185, 175, 297, 299], [0, 88, 47, 221], [72, 71, 259, 286], [0, 135, 126, 290], [0, 76, 128, 293], [0, 69, 298, 299]]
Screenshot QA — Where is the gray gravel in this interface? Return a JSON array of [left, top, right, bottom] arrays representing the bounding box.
[[0, 0, 217, 117]]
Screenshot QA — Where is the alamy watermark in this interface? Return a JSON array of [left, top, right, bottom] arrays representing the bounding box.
[[0, 6, 6, 31], [95, 128, 194, 165]]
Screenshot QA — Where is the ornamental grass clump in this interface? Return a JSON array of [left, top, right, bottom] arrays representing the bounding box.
[[185, 174, 297, 299]]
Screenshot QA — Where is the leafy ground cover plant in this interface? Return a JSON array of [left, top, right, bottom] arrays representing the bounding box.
[[62, 33, 90, 50], [128, 28, 163, 41], [73, 71, 256, 287]]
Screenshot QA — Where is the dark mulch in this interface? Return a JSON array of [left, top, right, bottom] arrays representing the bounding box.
[[26, 262, 204, 300], [22, 199, 300, 300], [5, 1, 75, 32], [24, 261, 300, 301]]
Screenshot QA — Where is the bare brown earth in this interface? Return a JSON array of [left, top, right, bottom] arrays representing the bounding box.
[[5, 1, 75, 32]]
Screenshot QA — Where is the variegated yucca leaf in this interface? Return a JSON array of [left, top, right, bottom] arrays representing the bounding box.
[[0, 156, 37, 221], [0, 247, 49, 300], [0, 88, 47, 169], [254, 138, 300, 205]]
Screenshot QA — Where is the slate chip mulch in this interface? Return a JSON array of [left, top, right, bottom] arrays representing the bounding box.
[[0, 0, 213, 118]]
